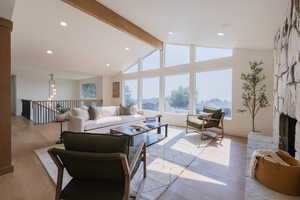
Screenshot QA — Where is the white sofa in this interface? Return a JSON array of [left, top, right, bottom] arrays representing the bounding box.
[[68, 106, 145, 133]]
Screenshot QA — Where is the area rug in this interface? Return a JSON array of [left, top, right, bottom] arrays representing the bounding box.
[[35, 128, 212, 200]]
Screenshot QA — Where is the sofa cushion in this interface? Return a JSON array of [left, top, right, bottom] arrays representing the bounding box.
[[84, 114, 145, 131], [61, 178, 124, 200], [99, 106, 119, 117]]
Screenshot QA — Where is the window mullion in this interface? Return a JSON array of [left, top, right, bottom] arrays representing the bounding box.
[[190, 44, 196, 64], [159, 76, 165, 112], [189, 72, 196, 114], [138, 79, 142, 109]]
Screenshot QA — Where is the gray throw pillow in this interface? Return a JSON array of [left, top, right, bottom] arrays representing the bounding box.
[[88, 106, 96, 120]]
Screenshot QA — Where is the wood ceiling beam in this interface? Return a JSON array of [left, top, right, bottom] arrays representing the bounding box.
[[62, 0, 163, 49]]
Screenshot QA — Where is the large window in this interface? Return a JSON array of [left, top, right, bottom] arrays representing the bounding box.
[[124, 63, 138, 74], [196, 69, 232, 118], [165, 44, 190, 67], [196, 47, 233, 62], [165, 74, 189, 113], [123, 79, 138, 106], [142, 77, 160, 111], [142, 50, 160, 71], [81, 83, 96, 99]]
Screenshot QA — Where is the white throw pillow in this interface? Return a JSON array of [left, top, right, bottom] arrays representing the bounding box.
[[92, 106, 103, 120], [71, 108, 89, 121], [130, 104, 138, 115]]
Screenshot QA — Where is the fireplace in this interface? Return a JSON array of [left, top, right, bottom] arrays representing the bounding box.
[[279, 114, 297, 157]]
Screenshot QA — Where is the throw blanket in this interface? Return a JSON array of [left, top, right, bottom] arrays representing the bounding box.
[[249, 149, 290, 178]]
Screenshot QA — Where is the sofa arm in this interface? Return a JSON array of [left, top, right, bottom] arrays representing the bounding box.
[[68, 114, 85, 132], [137, 110, 144, 115]]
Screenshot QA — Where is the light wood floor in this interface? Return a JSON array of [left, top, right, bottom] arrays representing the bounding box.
[[0, 117, 247, 200]]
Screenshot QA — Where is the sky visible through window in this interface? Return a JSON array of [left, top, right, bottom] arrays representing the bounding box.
[[124, 63, 138, 74], [142, 77, 159, 110], [165, 44, 190, 67], [196, 69, 232, 117], [142, 50, 160, 71], [196, 47, 233, 62]]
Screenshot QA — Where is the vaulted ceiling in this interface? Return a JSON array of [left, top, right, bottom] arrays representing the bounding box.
[[12, 0, 289, 78]]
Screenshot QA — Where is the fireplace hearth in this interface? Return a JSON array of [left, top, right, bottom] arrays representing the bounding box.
[[279, 114, 297, 157]]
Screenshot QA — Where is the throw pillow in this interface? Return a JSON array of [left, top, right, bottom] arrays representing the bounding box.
[[203, 107, 222, 119], [88, 106, 96, 120], [71, 108, 90, 121], [119, 104, 131, 115], [130, 104, 138, 115]]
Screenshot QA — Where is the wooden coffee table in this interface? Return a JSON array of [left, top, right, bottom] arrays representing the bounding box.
[[110, 122, 168, 147]]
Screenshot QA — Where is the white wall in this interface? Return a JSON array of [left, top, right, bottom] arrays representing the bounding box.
[[101, 76, 113, 106], [0, 0, 15, 19], [112, 48, 274, 137], [15, 72, 79, 115]]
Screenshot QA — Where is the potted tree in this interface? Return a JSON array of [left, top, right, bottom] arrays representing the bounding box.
[[56, 104, 70, 121], [238, 61, 269, 132]]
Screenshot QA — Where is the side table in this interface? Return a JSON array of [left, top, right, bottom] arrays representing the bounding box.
[[56, 120, 66, 144]]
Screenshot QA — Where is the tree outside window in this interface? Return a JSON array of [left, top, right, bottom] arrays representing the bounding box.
[[165, 74, 189, 113], [123, 80, 138, 106]]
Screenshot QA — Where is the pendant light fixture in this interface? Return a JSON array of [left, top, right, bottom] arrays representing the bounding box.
[[48, 74, 57, 100]]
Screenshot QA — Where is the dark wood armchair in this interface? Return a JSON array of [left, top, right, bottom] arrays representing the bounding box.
[[48, 132, 146, 200], [186, 107, 225, 139]]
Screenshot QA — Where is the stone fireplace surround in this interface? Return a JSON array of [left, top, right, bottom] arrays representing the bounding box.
[[273, 0, 300, 160], [245, 1, 300, 199]]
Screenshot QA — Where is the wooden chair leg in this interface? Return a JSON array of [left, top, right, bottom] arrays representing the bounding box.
[[221, 119, 224, 138]]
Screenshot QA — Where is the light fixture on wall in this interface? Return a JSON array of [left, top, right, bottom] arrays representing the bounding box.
[[60, 21, 68, 27], [48, 74, 56, 101]]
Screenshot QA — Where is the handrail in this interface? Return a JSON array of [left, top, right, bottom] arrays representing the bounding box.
[[31, 99, 99, 103], [29, 99, 102, 125]]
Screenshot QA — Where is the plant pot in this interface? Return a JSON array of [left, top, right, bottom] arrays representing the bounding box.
[[56, 114, 66, 121]]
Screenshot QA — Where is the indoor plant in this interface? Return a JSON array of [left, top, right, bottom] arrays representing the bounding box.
[[56, 104, 70, 121], [238, 61, 269, 132]]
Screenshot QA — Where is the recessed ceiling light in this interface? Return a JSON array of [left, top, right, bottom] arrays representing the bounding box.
[[217, 32, 225, 36], [106, 63, 110, 67], [60, 21, 68, 27], [168, 32, 174, 35], [46, 50, 53, 54], [125, 47, 130, 51]]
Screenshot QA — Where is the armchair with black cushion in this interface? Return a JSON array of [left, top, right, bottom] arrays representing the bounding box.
[[48, 132, 146, 200], [186, 107, 225, 139]]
